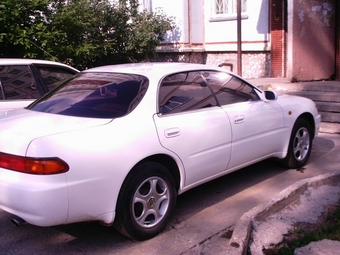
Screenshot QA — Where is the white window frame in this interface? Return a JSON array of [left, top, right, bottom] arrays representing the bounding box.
[[210, 0, 248, 22]]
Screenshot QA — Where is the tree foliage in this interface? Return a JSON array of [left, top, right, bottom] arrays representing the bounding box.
[[0, 0, 174, 69], [0, 0, 52, 58]]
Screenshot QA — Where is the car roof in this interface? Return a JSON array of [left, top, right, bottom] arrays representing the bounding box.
[[83, 62, 225, 76], [0, 58, 79, 72]]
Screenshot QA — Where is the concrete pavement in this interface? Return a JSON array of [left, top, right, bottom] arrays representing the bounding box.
[[226, 170, 340, 255]]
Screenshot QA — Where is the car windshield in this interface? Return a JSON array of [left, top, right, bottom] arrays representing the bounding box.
[[28, 72, 149, 118]]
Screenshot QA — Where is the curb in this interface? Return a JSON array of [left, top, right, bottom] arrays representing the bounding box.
[[225, 170, 340, 255], [320, 122, 340, 134]]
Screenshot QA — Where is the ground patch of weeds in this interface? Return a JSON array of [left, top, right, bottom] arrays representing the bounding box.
[[263, 203, 340, 255]]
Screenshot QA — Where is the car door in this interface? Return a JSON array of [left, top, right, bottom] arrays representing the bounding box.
[[0, 65, 41, 111], [206, 71, 285, 169], [153, 71, 232, 187]]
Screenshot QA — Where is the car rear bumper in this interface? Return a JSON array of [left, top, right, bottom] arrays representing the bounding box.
[[0, 169, 68, 226]]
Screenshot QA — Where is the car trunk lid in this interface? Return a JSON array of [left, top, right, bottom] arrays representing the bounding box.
[[0, 109, 112, 155]]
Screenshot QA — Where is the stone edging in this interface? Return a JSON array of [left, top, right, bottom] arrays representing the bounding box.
[[225, 170, 340, 255]]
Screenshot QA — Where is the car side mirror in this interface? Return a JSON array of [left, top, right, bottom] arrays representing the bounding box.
[[264, 90, 278, 101]]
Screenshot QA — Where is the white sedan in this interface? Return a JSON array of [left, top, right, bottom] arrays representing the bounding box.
[[0, 63, 320, 240]]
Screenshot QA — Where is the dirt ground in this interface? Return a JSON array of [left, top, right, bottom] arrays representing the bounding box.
[[249, 183, 340, 255], [262, 202, 340, 254]]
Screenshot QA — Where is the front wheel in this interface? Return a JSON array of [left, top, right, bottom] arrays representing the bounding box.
[[282, 118, 313, 169], [114, 162, 177, 240]]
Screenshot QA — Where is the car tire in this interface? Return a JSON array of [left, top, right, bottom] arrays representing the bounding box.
[[114, 162, 177, 240], [282, 118, 313, 169]]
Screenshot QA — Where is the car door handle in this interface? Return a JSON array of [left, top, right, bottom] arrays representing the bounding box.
[[234, 115, 245, 124], [164, 128, 181, 138]]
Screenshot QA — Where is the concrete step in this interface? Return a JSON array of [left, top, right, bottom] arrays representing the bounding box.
[[320, 111, 340, 123], [320, 122, 340, 134], [251, 79, 340, 92], [270, 81, 340, 92], [281, 91, 340, 103], [315, 101, 340, 112]]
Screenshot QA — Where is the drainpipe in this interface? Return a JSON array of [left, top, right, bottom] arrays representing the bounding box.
[[237, 0, 242, 76], [336, 0, 340, 80]]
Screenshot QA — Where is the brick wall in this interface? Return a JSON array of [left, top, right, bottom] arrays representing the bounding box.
[[290, 0, 335, 81]]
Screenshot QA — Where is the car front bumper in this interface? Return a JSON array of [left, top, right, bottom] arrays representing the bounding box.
[[315, 113, 321, 138]]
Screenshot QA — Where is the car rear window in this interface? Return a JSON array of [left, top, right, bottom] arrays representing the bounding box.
[[28, 72, 149, 118]]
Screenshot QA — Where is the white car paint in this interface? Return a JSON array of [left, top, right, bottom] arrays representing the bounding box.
[[154, 106, 232, 186], [223, 100, 286, 169], [0, 62, 321, 239], [0, 100, 35, 112]]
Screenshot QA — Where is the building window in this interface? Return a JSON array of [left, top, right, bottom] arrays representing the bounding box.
[[210, 0, 248, 22]]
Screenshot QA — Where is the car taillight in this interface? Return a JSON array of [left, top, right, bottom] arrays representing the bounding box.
[[0, 152, 69, 175]]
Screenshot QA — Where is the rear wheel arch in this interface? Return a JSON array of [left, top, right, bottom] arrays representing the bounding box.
[[137, 154, 181, 191]]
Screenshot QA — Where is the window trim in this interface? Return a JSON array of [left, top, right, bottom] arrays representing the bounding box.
[[158, 70, 261, 115], [209, 13, 248, 22], [210, 0, 248, 22]]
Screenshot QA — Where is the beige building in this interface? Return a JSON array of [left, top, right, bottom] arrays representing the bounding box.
[[139, 0, 340, 81]]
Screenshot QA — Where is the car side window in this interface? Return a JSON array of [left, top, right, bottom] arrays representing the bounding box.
[[35, 65, 77, 92], [0, 65, 40, 100], [159, 71, 218, 115], [204, 71, 260, 105]]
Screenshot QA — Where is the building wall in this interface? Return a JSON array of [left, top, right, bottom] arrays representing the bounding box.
[[336, 1, 340, 80], [155, 0, 271, 78], [287, 0, 336, 81], [154, 0, 338, 80], [154, 0, 191, 45], [156, 51, 270, 79], [205, 52, 271, 78], [158, 0, 270, 51], [203, 0, 270, 52]]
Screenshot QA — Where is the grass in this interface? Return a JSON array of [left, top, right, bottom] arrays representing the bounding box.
[[264, 203, 340, 255]]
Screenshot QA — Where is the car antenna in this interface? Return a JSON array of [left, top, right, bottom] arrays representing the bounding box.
[[27, 38, 60, 62]]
